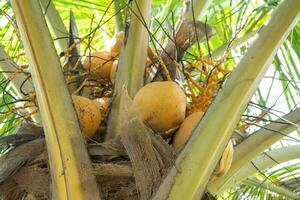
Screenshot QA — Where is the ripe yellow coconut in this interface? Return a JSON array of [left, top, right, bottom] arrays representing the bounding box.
[[110, 60, 118, 82], [72, 96, 102, 138], [214, 140, 234, 177], [93, 97, 110, 114], [110, 31, 124, 57], [172, 111, 204, 150], [82, 51, 113, 81], [133, 81, 186, 133]]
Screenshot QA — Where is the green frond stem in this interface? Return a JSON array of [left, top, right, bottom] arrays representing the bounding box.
[[243, 178, 300, 199], [39, 0, 69, 53], [10, 0, 100, 199], [114, 0, 152, 97], [159, 0, 179, 22], [106, 0, 152, 140], [114, 0, 124, 33], [106, 0, 152, 139], [152, 0, 300, 199], [222, 144, 300, 194], [208, 108, 300, 195]]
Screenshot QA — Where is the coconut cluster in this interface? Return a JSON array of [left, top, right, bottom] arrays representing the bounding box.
[[72, 75, 233, 177], [72, 31, 233, 177], [132, 81, 233, 177], [132, 81, 202, 150], [82, 31, 124, 83], [69, 32, 124, 138], [132, 81, 201, 150]]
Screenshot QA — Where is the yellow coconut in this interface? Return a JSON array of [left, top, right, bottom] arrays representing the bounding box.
[[110, 31, 125, 57], [214, 140, 234, 177], [133, 81, 186, 133], [110, 60, 118, 82], [93, 97, 110, 114], [72, 96, 102, 138], [82, 51, 113, 80], [172, 112, 204, 150]]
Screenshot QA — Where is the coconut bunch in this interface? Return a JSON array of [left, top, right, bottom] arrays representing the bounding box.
[[80, 31, 154, 85], [82, 31, 124, 83], [64, 32, 125, 102], [183, 58, 230, 114], [68, 33, 124, 138], [132, 80, 233, 178], [71, 31, 155, 139], [128, 50, 235, 177], [68, 30, 233, 177], [71, 79, 233, 178]]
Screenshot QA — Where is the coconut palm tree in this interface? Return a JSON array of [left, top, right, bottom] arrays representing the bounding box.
[[0, 0, 299, 199]]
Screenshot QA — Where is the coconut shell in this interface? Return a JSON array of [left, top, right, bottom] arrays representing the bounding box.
[[72, 96, 102, 138], [133, 81, 187, 133], [82, 51, 113, 81], [110, 60, 118, 82], [93, 97, 110, 114], [172, 112, 204, 150]]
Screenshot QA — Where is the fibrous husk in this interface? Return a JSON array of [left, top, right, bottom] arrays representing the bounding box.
[[0, 145, 49, 200], [0, 94, 175, 200], [0, 138, 45, 184], [109, 86, 175, 199]]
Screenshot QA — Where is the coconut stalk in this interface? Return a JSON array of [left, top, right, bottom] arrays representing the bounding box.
[[114, 0, 151, 97], [114, 0, 124, 33], [155, 0, 212, 81], [208, 107, 300, 194], [243, 178, 300, 199], [107, 0, 151, 139], [10, 1, 100, 199], [0, 47, 40, 123], [228, 144, 300, 190], [39, 0, 69, 53], [152, 1, 300, 199]]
